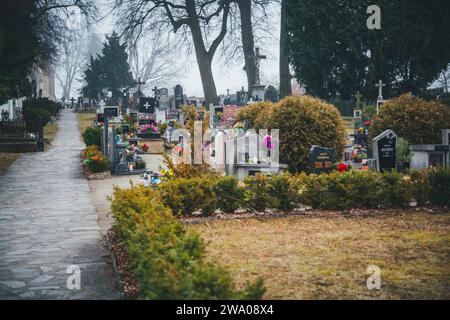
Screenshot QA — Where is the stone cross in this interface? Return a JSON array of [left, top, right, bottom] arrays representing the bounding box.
[[353, 91, 363, 108], [375, 80, 386, 100], [253, 47, 266, 85]]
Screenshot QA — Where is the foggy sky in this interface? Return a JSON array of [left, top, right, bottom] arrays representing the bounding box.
[[56, 1, 281, 99]]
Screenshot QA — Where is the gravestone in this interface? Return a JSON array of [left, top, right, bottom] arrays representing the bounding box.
[[122, 124, 130, 135], [104, 107, 119, 118], [174, 85, 184, 109], [308, 145, 335, 174], [372, 129, 397, 172], [159, 88, 169, 110], [139, 97, 157, 114], [97, 113, 105, 124]]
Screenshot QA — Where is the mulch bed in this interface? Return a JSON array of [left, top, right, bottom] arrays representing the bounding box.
[[108, 229, 139, 299]]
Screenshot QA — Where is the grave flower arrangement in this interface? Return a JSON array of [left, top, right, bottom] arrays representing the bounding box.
[[352, 145, 367, 163], [336, 162, 351, 173], [82, 146, 110, 173], [140, 143, 149, 153], [138, 124, 158, 134]]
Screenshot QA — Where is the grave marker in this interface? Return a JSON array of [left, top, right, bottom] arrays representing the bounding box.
[[308, 145, 335, 174], [372, 129, 397, 172]]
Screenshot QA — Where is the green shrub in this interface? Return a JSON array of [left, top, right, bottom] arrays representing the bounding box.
[[23, 97, 60, 116], [370, 94, 450, 144], [427, 168, 450, 206], [409, 170, 430, 205], [23, 107, 51, 128], [235, 101, 274, 129], [242, 175, 271, 212], [298, 171, 413, 210], [213, 176, 243, 213], [82, 126, 102, 147], [266, 95, 347, 173], [111, 185, 265, 299], [84, 151, 109, 173], [159, 176, 217, 216], [267, 174, 298, 210]]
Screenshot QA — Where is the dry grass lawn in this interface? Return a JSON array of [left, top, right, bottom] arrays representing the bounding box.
[[190, 211, 450, 300], [43, 122, 58, 148], [0, 153, 20, 175], [77, 112, 96, 135]]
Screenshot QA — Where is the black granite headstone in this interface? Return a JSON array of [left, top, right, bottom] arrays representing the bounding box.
[[139, 97, 157, 114], [174, 85, 183, 109], [104, 107, 118, 118], [308, 145, 335, 174], [376, 133, 396, 172]]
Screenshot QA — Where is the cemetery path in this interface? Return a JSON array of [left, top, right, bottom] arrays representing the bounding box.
[[0, 109, 118, 299]]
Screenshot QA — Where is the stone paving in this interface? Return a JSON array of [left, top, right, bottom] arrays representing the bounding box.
[[0, 110, 118, 299]]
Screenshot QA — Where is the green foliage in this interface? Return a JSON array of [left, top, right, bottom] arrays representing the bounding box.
[[159, 176, 217, 216], [267, 174, 298, 210], [439, 93, 450, 107], [82, 126, 102, 148], [111, 185, 266, 299], [370, 94, 450, 144], [235, 101, 273, 130], [285, 0, 450, 100], [427, 168, 450, 206], [298, 171, 412, 210], [396, 138, 411, 165], [82, 32, 134, 99], [86, 156, 109, 173], [266, 95, 346, 173], [23, 98, 60, 116], [23, 108, 51, 128], [242, 175, 272, 212], [213, 176, 243, 213], [265, 85, 279, 103]]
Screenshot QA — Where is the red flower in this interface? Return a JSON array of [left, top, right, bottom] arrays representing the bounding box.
[[337, 163, 349, 173], [364, 120, 372, 127]]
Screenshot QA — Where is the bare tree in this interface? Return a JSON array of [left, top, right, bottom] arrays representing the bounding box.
[[127, 26, 181, 94], [437, 64, 450, 93], [114, 0, 233, 105], [35, 0, 97, 66], [55, 31, 84, 100]]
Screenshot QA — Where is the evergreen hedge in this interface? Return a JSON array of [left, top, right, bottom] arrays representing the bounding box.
[[111, 185, 266, 299]]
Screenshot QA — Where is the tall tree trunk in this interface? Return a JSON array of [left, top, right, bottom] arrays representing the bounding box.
[[237, 0, 256, 92], [279, 0, 292, 98], [195, 51, 218, 106], [186, 0, 219, 105]]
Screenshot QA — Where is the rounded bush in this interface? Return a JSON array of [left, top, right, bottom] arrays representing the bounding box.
[[235, 101, 273, 129], [266, 95, 346, 173], [370, 94, 450, 144], [82, 126, 102, 147]]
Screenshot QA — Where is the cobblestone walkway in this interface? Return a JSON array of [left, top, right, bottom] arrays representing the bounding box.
[[0, 110, 118, 299]]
